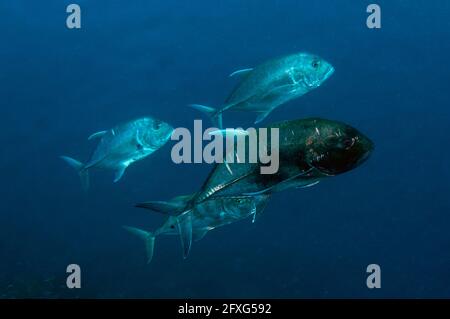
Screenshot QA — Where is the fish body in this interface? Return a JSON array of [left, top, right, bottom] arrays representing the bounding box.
[[152, 194, 270, 237], [191, 52, 334, 126], [194, 118, 373, 202], [126, 194, 270, 263], [61, 117, 173, 189], [126, 118, 373, 263]]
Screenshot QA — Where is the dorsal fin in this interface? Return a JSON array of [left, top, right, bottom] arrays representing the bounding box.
[[88, 130, 107, 140]]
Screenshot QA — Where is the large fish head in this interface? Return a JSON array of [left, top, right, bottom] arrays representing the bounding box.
[[137, 117, 174, 150], [289, 53, 334, 89], [305, 119, 373, 176]]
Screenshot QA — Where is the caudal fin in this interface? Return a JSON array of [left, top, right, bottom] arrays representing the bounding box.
[[123, 226, 155, 264], [188, 104, 223, 129], [60, 156, 90, 191]]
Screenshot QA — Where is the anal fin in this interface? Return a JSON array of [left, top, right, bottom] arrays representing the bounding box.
[[114, 165, 127, 183], [254, 110, 272, 124], [177, 211, 193, 259]]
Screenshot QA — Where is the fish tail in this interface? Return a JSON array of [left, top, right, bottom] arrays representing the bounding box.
[[60, 156, 90, 191], [188, 104, 223, 129], [123, 226, 156, 264]]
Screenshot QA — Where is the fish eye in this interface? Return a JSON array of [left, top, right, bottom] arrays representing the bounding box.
[[342, 138, 354, 149], [312, 60, 320, 69], [136, 143, 143, 150], [153, 120, 162, 130]]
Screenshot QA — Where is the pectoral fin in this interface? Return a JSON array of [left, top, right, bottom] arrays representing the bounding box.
[[229, 68, 253, 78], [296, 180, 320, 189], [251, 205, 258, 223], [251, 195, 271, 223], [208, 128, 249, 137], [242, 188, 271, 196], [262, 84, 294, 98], [177, 211, 193, 259], [255, 111, 272, 124], [88, 130, 107, 140], [193, 228, 209, 242], [113, 165, 127, 183], [208, 128, 248, 176], [243, 169, 314, 196]]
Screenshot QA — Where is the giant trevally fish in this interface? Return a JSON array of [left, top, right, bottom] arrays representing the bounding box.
[[125, 194, 271, 263], [190, 52, 335, 127], [125, 118, 373, 262], [60, 117, 173, 190], [193, 118, 373, 200]]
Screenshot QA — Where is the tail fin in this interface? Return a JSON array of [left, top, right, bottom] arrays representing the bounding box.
[[189, 104, 223, 129], [123, 226, 155, 264], [60, 156, 90, 191]]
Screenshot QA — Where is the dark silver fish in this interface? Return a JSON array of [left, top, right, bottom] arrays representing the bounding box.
[[193, 118, 373, 201], [126, 118, 373, 263]]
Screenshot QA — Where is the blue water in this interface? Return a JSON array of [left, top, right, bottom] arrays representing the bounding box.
[[1, 0, 449, 298]]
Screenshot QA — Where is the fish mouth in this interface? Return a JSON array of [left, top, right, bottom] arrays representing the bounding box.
[[303, 77, 321, 89], [304, 67, 334, 88]]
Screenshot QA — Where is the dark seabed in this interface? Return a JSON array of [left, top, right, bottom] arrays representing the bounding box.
[[1, 0, 449, 298]]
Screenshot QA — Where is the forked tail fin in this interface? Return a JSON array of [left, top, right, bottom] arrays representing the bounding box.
[[60, 156, 90, 191], [123, 226, 155, 264]]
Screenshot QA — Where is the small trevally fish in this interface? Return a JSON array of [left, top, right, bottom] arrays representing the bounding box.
[[125, 194, 271, 263], [61, 117, 173, 190], [191, 52, 335, 127]]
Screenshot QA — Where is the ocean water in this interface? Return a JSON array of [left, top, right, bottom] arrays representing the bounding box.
[[1, 0, 449, 298]]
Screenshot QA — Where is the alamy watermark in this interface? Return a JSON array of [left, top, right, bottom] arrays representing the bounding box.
[[170, 120, 280, 175], [367, 4, 381, 29], [66, 264, 81, 289], [66, 4, 81, 29], [66, 4, 381, 30], [366, 264, 381, 289]]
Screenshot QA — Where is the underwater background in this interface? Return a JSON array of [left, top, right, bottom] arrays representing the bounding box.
[[1, 0, 450, 298]]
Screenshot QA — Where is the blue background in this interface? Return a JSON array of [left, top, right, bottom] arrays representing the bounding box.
[[1, 0, 449, 298]]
